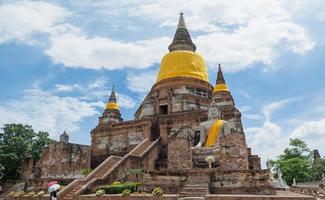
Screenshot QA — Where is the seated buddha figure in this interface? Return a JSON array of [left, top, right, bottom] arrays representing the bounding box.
[[195, 104, 230, 148]]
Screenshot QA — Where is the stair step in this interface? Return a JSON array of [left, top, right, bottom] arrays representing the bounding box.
[[184, 184, 208, 187], [179, 197, 205, 200], [180, 191, 207, 197], [182, 187, 208, 190]]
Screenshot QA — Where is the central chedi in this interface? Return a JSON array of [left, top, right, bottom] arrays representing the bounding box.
[[157, 13, 208, 83], [58, 13, 276, 200]]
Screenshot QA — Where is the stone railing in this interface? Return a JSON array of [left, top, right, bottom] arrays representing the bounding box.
[[295, 180, 325, 187], [76, 137, 161, 195], [291, 185, 325, 199], [57, 156, 122, 199]]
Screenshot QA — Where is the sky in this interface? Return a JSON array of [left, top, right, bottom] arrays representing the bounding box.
[[0, 0, 325, 165]]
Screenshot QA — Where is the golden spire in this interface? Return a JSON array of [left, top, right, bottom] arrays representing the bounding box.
[[156, 13, 209, 83], [105, 85, 119, 110], [213, 64, 229, 93]]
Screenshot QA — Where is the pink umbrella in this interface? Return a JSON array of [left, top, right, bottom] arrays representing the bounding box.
[[48, 181, 58, 188], [48, 184, 60, 193]]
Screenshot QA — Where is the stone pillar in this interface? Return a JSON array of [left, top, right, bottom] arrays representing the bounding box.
[[168, 137, 192, 170], [219, 133, 249, 170]]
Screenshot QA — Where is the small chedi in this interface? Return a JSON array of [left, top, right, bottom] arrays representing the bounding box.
[[19, 13, 284, 200]]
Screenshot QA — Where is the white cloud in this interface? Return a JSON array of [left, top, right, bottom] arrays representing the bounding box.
[[55, 83, 81, 92], [262, 98, 297, 121], [126, 70, 157, 93], [289, 118, 325, 154], [0, 1, 70, 44], [132, 0, 314, 71], [244, 114, 264, 121], [291, 119, 325, 139], [53, 77, 136, 109], [0, 0, 314, 72], [117, 94, 136, 109], [0, 89, 98, 138], [246, 121, 287, 161], [46, 32, 169, 70]]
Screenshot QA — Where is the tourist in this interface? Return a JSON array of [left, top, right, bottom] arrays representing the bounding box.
[[48, 181, 60, 200]]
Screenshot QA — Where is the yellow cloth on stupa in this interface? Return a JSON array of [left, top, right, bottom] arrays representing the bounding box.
[[105, 102, 119, 110], [204, 119, 223, 147]]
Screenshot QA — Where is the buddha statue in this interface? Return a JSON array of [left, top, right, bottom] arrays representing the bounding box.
[[195, 104, 230, 148]]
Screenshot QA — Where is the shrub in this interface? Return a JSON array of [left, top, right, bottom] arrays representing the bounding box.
[[27, 191, 36, 196], [152, 187, 163, 196], [18, 191, 25, 197], [8, 191, 15, 197], [96, 189, 105, 196], [112, 181, 121, 185], [81, 168, 92, 177], [122, 189, 131, 196], [96, 182, 141, 194], [37, 191, 45, 196]]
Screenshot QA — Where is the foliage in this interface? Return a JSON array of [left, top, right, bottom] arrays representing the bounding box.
[[96, 189, 105, 196], [112, 181, 122, 185], [37, 191, 45, 196], [8, 191, 15, 197], [0, 123, 51, 182], [152, 187, 163, 196], [18, 191, 25, 196], [0, 163, 4, 183], [122, 189, 132, 196], [81, 168, 92, 177], [96, 182, 141, 194], [280, 138, 312, 160], [272, 138, 325, 185], [128, 168, 144, 182], [27, 191, 36, 196], [311, 156, 325, 180]]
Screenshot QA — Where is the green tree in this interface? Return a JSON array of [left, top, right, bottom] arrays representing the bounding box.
[[0, 123, 51, 182], [311, 157, 325, 180], [273, 138, 313, 185]]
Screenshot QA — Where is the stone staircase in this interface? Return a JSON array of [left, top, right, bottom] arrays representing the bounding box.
[[179, 174, 210, 199], [179, 183, 209, 198], [58, 156, 122, 200], [129, 139, 154, 157], [58, 137, 160, 200]]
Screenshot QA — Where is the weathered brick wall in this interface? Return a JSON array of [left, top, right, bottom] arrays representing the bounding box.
[[248, 155, 261, 170], [210, 169, 275, 195], [168, 137, 192, 170], [77, 195, 178, 200], [90, 119, 152, 168], [24, 178, 74, 192], [142, 174, 185, 194], [219, 133, 249, 170], [24, 141, 90, 180]]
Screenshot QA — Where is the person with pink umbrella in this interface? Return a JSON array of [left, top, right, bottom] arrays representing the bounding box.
[[48, 181, 60, 200]]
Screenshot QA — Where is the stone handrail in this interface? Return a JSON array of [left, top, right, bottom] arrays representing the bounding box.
[[85, 156, 122, 182], [58, 156, 122, 198], [291, 185, 325, 199], [58, 178, 84, 198], [78, 137, 161, 195], [74, 138, 153, 195], [137, 136, 161, 158], [296, 180, 325, 187]]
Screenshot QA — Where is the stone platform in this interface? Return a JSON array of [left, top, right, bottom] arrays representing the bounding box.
[[205, 191, 316, 200], [75, 191, 316, 200]]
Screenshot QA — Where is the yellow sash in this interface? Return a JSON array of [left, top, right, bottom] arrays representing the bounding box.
[[204, 119, 223, 147]]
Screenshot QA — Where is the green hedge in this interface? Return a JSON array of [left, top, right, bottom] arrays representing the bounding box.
[[96, 182, 141, 194]]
